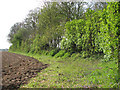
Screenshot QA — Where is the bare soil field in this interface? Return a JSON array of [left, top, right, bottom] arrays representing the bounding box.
[[1, 52, 49, 89]]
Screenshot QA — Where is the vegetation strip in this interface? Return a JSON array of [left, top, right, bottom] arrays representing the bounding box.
[[10, 51, 118, 88], [7, 1, 119, 88]]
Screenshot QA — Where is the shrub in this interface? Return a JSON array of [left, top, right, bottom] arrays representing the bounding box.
[[60, 2, 119, 61]]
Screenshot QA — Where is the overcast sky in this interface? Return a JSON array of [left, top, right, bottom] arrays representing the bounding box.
[[0, 0, 43, 49]]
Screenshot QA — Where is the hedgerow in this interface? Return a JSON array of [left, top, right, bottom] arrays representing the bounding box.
[[61, 2, 119, 61]]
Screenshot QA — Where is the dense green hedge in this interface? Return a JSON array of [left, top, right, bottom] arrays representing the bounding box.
[[9, 2, 119, 61], [61, 2, 119, 61], [98, 2, 119, 61]]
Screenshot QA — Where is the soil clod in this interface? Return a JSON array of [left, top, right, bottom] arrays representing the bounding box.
[[1, 52, 49, 90]]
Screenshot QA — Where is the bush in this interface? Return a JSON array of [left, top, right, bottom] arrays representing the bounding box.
[[54, 50, 66, 58], [60, 2, 119, 61]]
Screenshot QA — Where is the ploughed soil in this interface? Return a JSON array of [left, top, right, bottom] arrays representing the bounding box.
[[1, 52, 49, 89]]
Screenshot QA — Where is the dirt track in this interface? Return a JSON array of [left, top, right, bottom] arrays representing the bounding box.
[[1, 52, 49, 89]]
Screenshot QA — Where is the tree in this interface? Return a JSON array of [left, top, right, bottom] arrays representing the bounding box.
[[8, 22, 24, 43], [57, 2, 86, 21]]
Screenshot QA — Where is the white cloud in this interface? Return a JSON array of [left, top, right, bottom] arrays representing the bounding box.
[[0, 0, 43, 49]]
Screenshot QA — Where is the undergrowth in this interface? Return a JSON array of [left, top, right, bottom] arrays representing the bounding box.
[[9, 50, 119, 88]]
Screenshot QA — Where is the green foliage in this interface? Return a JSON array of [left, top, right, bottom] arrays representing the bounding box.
[[61, 2, 119, 61], [54, 50, 66, 58], [71, 53, 82, 59], [31, 34, 41, 54], [10, 51, 118, 88], [48, 48, 60, 56], [98, 2, 119, 61], [9, 28, 28, 51], [9, 2, 89, 53], [61, 19, 85, 52], [62, 52, 72, 58], [36, 2, 65, 50], [24, 40, 30, 53], [86, 60, 118, 88], [8, 2, 119, 88], [38, 50, 49, 55], [61, 10, 101, 56]]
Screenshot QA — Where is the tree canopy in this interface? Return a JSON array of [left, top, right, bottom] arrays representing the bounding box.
[[8, 1, 119, 61]]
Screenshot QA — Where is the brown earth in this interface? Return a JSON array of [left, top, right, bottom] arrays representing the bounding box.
[[1, 52, 49, 90]]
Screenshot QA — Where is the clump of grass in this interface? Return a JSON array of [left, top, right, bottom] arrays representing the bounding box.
[[54, 50, 66, 58], [62, 52, 71, 58], [48, 48, 60, 56], [71, 53, 82, 60]]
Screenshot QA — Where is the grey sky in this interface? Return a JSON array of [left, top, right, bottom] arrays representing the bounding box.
[[0, 0, 43, 49]]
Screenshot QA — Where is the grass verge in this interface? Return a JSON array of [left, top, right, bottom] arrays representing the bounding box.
[[9, 51, 119, 88]]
